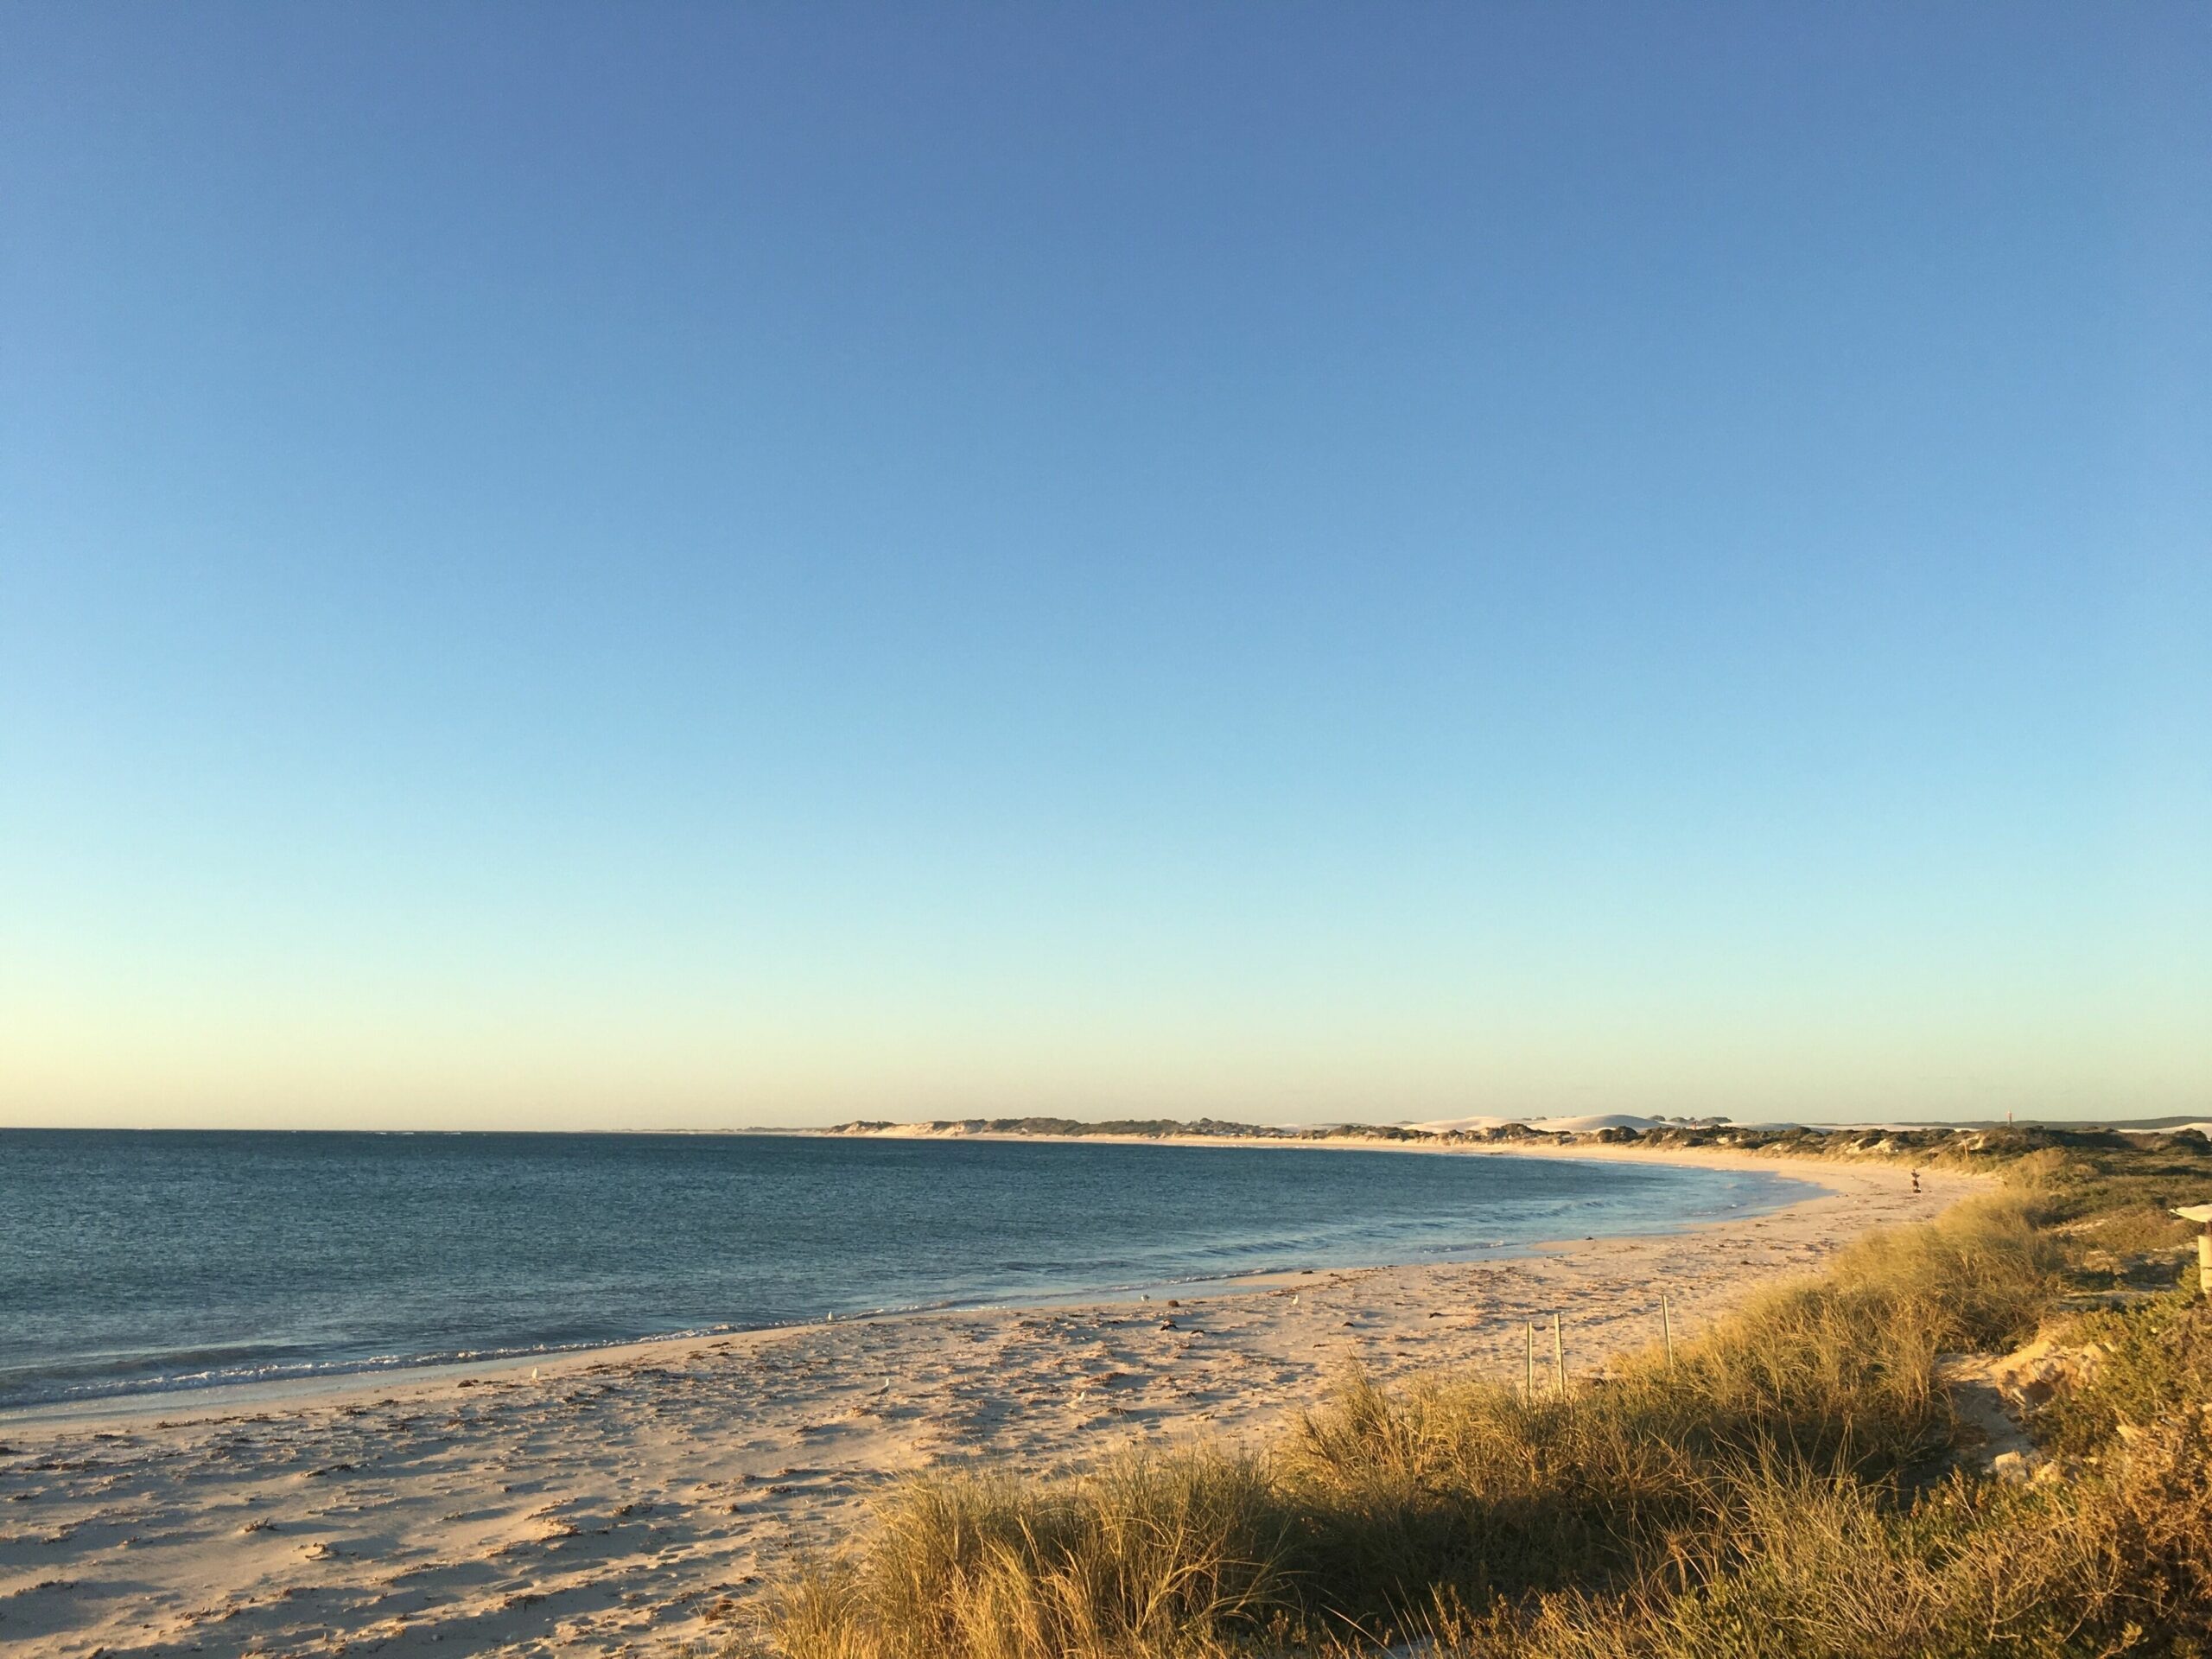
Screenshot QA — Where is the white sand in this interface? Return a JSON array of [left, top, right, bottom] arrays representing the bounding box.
[[0, 1142, 1976, 1657]]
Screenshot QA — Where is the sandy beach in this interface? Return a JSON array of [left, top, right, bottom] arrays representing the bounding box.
[[0, 1143, 1975, 1658]]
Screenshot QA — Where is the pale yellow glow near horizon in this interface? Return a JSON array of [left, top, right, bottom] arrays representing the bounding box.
[[5, 987, 2204, 1131], [7, 846, 2205, 1131]]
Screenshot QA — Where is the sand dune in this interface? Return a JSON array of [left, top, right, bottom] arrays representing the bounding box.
[[1403, 1113, 1669, 1135], [0, 1143, 1972, 1658]]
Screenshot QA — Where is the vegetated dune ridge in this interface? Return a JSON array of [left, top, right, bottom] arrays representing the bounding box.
[[0, 1127, 1986, 1658]]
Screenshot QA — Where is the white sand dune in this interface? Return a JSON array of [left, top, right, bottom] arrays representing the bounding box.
[[1405, 1113, 1667, 1136]]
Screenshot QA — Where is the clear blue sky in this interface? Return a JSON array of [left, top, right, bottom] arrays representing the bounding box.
[[3, 4, 2206, 1129]]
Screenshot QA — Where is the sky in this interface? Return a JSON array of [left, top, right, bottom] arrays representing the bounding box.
[[3, 3, 2207, 1131]]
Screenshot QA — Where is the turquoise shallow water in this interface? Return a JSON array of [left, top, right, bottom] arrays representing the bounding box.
[[0, 1129, 1810, 1408]]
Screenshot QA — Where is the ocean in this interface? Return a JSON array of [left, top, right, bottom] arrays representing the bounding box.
[[0, 1129, 1809, 1410]]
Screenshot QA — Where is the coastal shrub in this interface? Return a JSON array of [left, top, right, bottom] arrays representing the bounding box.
[[2059, 1203, 2193, 1259], [2034, 1291, 2212, 1459], [2022, 1141, 2212, 1240], [1450, 1408, 2212, 1658]]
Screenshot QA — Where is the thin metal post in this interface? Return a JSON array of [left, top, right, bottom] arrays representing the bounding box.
[[1661, 1294, 1675, 1372], [1552, 1312, 1566, 1401]]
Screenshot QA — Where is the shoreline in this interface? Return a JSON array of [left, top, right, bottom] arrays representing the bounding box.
[[0, 1143, 1977, 1658], [1, 1135, 1819, 1429]]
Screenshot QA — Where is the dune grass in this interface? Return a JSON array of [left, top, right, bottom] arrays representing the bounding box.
[[740, 1155, 2212, 1659]]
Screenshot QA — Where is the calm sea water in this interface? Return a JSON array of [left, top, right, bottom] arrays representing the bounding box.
[[0, 1130, 1808, 1410]]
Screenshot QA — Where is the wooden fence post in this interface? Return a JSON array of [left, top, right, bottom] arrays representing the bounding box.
[[2172, 1206, 2212, 1300]]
